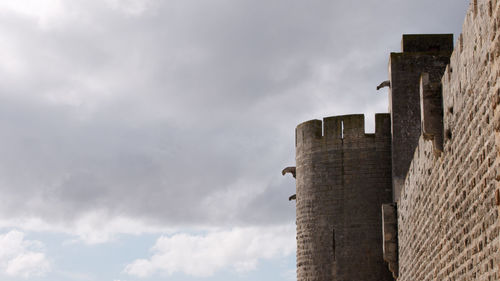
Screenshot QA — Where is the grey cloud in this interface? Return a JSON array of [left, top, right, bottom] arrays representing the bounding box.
[[0, 0, 469, 230]]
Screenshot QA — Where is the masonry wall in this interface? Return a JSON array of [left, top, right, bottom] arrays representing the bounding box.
[[295, 114, 393, 281], [397, 0, 500, 280], [389, 36, 452, 202]]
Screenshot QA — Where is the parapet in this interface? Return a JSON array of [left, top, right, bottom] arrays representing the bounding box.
[[401, 34, 454, 53], [295, 113, 391, 146]]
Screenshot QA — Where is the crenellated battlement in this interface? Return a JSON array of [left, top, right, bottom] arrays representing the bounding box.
[[295, 113, 391, 147], [289, 2, 500, 281], [294, 113, 393, 281]]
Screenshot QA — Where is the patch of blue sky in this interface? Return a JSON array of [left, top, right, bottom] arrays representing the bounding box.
[[0, 230, 295, 281]]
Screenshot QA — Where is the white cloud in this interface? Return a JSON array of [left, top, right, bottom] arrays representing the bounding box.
[[69, 211, 168, 244], [0, 230, 51, 278], [0, 211, 176, 245], [0, 0, 66, 29], [124, 225, 295, 277]]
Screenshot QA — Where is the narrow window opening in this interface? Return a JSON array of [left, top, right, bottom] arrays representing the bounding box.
[[340, 121, 344, 139], [332, 228, 336, 261]]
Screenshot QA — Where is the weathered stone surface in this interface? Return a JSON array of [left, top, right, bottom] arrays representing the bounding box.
[[397, 0, 500, 280], [382, 203, 398, 279], [401, 34, 454, 53], [389, 34, 452, 202], [420, 72, 444, 153], [295, 114, 393, 281], [289, 1, 500, 281]]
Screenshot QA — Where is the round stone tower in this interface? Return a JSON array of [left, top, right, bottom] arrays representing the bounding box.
[[295, 114, 393, 281]]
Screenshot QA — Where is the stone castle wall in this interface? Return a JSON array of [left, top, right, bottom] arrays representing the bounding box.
[[295, 114, 393, 281], [397, 0, 500, 280], [289, 0, 500, 280], [388, 34, 453, 202]]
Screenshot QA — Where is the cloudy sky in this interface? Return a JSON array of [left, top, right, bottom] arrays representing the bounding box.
[[0, 0, 469, 280]]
